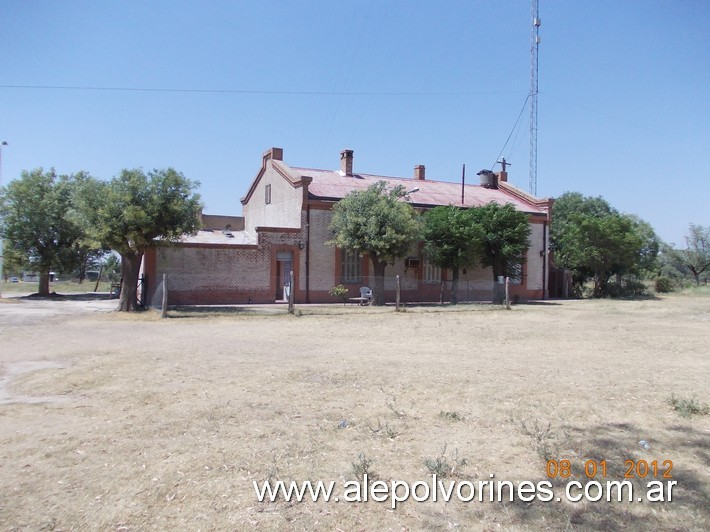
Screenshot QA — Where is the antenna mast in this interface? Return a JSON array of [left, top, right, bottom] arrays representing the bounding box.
[[529, 0, 540, 196]]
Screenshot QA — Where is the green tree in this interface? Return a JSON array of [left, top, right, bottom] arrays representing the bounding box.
[[552, 192, 661, 297], [551, 192, 615, 290], [550, 192, 614, 249], [1, 239, 26, 280], [78, 168, 202, 311], [72, 246, 105, 283], [675, 224, 710, 286], [555, 211, 644, 297], [67, 171, 108, 283], [470, 203, 531, 304], [423, 205, 482, 304], [101, 253, 122, 284], [0, 169, 86, 295], [657, 243, 689, 283], [625, 214, 660, 278], [328, 181, 421, 306]]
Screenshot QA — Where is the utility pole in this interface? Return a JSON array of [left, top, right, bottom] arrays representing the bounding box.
[[530, 0, 540, 196], [0, 141, 7, 287]]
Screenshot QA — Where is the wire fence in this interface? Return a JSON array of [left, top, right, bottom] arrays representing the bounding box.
[[145, 273, 516, 313]]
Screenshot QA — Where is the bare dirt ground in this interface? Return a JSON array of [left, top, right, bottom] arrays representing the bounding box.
[[0, 294, 708, 531]]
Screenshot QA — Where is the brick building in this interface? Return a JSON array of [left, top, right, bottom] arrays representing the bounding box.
[[142, 147, 553, 305]]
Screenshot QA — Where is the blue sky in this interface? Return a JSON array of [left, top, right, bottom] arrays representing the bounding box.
[[1, 0, 708, 246]]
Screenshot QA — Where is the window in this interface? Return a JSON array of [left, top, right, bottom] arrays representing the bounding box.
[[423, 257, 441, 284], [341, 250, 361, 284], [507, 263, 523, 285], [265, 184, 272, 204]]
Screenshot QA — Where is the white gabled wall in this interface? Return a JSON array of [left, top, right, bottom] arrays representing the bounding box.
[[242, 163, 303, 234]]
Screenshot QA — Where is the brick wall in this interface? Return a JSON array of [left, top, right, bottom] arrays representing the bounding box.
[[307, 209, 336, 292]]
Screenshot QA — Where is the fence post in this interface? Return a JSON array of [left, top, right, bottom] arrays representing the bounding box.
[[505, 276, 510, 310], [288, 270, 294, 314], [395, 275, 401, 310], [161, 273, 168, 318]]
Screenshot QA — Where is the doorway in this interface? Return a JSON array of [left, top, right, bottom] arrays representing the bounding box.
[[275, 251, 293, 301]]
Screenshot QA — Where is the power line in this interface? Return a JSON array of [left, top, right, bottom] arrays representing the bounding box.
[[492, 94, 530, 170], [0, 84, 523, 97]]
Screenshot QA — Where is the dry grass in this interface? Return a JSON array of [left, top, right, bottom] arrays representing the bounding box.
[[0, 295, 708, 530], [0, 279, 114, 295]]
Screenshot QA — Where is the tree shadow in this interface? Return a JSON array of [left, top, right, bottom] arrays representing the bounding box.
[[511, 300, 564, 306], [167, 305, 286, 318], [495, 420, 709, 530], [21, 292, 115, 301]]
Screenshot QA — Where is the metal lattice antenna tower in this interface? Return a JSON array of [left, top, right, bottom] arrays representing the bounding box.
[[529, 0, 540, 196]]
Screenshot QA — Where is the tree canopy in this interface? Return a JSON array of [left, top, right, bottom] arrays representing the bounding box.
[[0, 169, 88, 295], [470, 202, 531, 303], [78, 168, 202, 311], [551, 192, 655, 297], [423, 205, 482, 304], [328, 181, 421, 305], [674, 224, 710, 286]]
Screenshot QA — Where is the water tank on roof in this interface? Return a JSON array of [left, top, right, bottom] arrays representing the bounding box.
[[478, 169, 498, 189]]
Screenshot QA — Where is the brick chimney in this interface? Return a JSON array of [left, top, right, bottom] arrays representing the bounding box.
[[263, 147, 283, 161], [496, 157, 509, 182], [340, 149, 354, 176], [414, 165, 425, 180]]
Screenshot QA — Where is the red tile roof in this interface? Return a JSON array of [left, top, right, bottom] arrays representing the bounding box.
[[289, 167, 548, 215]]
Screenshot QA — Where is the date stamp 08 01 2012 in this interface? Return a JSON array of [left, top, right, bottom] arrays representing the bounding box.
[[546, 459, 673, 480], [546, 459, 676, 502]]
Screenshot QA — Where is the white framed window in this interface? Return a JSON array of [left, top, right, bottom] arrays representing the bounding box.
[[265, 184, 272, 204], [423, 257, 441, 284], [341, 250, 361, 284]]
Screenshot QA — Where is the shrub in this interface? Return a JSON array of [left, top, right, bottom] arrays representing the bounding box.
[[668, 394, 709, 418], [352, 452, 376, 478], [654, 276, 675, 293], [516, 418, 567, 462], [604, 278, 648, 298], [423, 445, 466, 477], [329, 284, 349, 305], [438, 410, 464, 422]]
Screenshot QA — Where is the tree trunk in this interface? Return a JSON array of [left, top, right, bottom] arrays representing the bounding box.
[[371, 258, 387, 306], [118, 251, 143, 312], [38, 271, 50, 296], [691, 270, 700, 286], [450, 267, 459, 305], [592, 273, 603, 298]]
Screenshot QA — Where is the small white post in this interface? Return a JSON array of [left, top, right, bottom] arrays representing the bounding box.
[[396, 275, 401, 310], [161, 273, 168, 318], [288, 270, 294, 314], [505, 276, 510, 310]]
